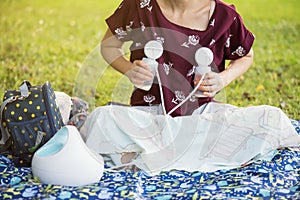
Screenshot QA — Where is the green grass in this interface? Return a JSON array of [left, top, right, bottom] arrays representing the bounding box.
[[0, 0, 299, 119]]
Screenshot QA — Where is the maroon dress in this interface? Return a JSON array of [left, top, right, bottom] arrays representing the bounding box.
[[106, 0, 255, 116]]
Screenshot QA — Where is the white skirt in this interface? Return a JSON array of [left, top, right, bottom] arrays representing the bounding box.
[[82, 103, 300, 175]]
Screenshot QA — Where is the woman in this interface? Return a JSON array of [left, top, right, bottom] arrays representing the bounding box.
[[83, 0, 300, 174], [100, 0, 255, 116]]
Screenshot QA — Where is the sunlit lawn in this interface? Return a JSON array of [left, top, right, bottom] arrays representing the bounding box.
[[0, 0, 299, 119]]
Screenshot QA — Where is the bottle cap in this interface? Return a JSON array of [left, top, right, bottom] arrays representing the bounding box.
[[144, 40, 163, 59], [195, 47, 213, 66]]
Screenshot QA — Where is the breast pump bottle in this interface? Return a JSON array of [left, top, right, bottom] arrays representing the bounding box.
[[134, 40, 163, 91], [194, 47, 214, 97]]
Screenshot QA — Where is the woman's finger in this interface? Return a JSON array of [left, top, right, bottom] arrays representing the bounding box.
[[133, 60, 154, 78]]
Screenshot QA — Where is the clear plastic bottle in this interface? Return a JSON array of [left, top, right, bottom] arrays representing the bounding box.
[[134, 40, 163, 91], [194, 66, 212, 97], [135, 58, 158, 91]]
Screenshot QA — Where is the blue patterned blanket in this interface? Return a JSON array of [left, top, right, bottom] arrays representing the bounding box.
[[0, 120, 299, 199]]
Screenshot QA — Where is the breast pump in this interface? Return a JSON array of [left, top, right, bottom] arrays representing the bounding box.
[[134, 40, 164, 91], [194, 47, 214, 97], [138, 40, 214, 116]]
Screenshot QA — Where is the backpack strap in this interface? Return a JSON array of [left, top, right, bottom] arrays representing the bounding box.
[[19, 80, 31, 98], [0, 96, 15, 144]]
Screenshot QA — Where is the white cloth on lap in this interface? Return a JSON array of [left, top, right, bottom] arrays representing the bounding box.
[[83, 103, 300, 175]]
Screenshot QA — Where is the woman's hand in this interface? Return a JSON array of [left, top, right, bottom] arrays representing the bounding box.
[[195, 48, 254, 97], [126, 60, 154, 86], [195, 72, 225, 97], [101, 29, 153, 86]]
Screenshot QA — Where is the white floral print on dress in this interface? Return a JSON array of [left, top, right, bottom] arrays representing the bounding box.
[[114, 27, 127, 39], [140, 21, 146, 32], [225, 34, 232, 48], [172, 91, 186, 105], [187, 66, 195, 77], [163, 62, 173, 75], [144, 94, 155, 105], [156, 37, 165, 44], [126, 21, 134, 32], [209, 39, 216, 46], [190, 95, 197, 102], [210, 19, 215, 27], [114, 21, 134, 40], [140, 0, 152, 11], [232, 46, 246, 56], [135, 42, 142, 48], [181, 35, 200, 48]]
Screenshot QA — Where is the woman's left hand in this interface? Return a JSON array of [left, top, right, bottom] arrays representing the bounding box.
[[197, 72, 225, 97]]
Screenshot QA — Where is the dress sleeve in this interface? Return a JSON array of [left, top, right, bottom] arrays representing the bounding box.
[[105, 0, 138, 42], [225, 13, 255, 60]]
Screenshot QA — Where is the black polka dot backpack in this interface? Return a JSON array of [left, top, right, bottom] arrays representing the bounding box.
[[0, 80, 64, 167]]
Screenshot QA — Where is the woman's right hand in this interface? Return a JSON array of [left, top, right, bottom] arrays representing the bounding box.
[[126, 60, 154, 85]]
